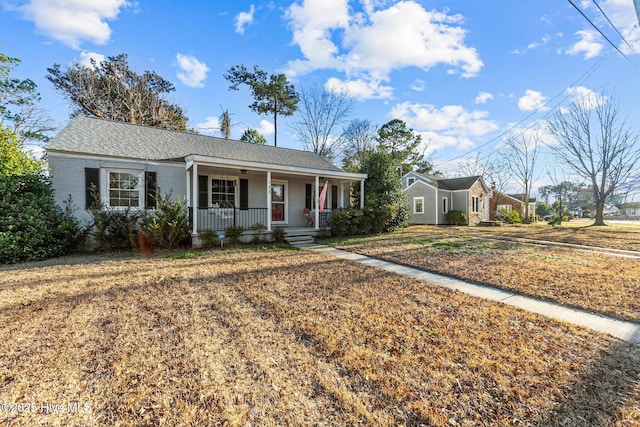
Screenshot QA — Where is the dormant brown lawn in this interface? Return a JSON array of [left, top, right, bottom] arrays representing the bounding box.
[[1, 248, 638, 426], [330, 225, 640, 323]]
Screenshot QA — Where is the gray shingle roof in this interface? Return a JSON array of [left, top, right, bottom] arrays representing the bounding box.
[[46, 116, 344, 172], [436, 176, 482, 190]]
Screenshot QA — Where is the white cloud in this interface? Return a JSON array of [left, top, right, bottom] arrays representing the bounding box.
[[518, 89, 548, 112], [6, 0, 130, 48], [325, 75, 393, 100], [390, 101, 498, 153], [257, 119, 274, 136], [235, 4, 255, 35], [566, 86, 606, 109], [566, 30, 604, 59], [284, 0, 482, 100], [474, 91, 494, 105], [79, 51, 105, 67], [197, 116, 220, 135], [410, 79, 425, 92], [175, 53, 210, 88]]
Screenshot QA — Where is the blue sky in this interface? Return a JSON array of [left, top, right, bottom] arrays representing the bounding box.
[[2, 0, 640, 186]]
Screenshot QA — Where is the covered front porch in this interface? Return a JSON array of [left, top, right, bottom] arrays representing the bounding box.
[[185, 155, 366, 235]]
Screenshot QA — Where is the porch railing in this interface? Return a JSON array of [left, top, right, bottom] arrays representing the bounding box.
[[193, 207, 268, 232], [319, 208, 342, 228]]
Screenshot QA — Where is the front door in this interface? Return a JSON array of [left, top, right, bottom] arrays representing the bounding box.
[[271, 181, 287, 223]]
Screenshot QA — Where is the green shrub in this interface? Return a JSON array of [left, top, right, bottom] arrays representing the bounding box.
[[0, 174, 83, 263], [89, 205, 140, 251], [271, 226, 286, 243], [497, 208, 521, 224], [329, 206, 405, 236], [224, 225, 244, 245], [201, 230, 220, 248], [447, 210, 467, 225], [142, 193, 191, 249], [250, 223, 267, 243]]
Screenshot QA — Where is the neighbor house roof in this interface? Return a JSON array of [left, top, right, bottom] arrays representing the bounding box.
[[508, 193, 537, 203], [407, 172, 484, 191], [436, 176, 483, 191], [46, 116, 344, 173]]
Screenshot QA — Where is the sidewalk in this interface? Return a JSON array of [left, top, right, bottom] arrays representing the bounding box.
[[302, 244, 640, 345]]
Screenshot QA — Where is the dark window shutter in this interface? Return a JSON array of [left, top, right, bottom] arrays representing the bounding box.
[[239, 179, 249, 210], [145, 171, 157, 209], [331, 185, 338, 209], [85, 168, 100, 209], [198, 175, 208, 208], [305, 184, 312, 209]]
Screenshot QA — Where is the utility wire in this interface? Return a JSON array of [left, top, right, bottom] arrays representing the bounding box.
[[590, 0, 637, 55], [567, 0, 638, 68], [436, 50, 614, 167]]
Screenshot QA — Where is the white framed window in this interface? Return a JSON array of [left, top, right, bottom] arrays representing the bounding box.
[[472, 196, 480, 213], [413, 197, 424, 214], [442, 197, 449, 214], [497, 204, 512, 212], [103, 169, 144, 209], [271, 180, 288, 223], [211, 178, 236, 208]]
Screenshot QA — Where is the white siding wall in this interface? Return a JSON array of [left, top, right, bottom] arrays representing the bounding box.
[[48, 153, 185, 224]]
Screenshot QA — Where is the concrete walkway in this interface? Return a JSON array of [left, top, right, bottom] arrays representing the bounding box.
[[302, 244, 640, 345]]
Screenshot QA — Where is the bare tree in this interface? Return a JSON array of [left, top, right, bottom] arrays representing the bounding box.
[[219, 108, 232, 139], [548, 94, 640, 225], [290, 83, 353, 162], [340, 118, 377, 172], [458, 152, 510, 193], [501, 131, 541, 223]]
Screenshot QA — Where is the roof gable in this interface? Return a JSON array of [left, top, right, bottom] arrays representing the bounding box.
[[46, 116, 344, 173]]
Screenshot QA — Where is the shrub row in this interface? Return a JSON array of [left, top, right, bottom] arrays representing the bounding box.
[[0, 174, 83, 263], [329, 204, 409, 237]]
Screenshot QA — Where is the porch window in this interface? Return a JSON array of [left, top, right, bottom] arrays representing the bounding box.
[[271, 181, 287, 222], [472, 196, 480, 213], [108, 171, 142, 208], [442, 197, 449, 214], [211, 179, 236, 208], [413, 197, 424, 214]]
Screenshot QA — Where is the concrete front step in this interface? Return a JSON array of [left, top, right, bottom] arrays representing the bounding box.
[[284, 234, 316, 248]]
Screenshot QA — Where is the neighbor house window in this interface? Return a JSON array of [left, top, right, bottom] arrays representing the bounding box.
[[407, 177, 415, 186], [413, 197, 424, 214], [108, 170, 142, 208], [211, 179, 236, 208], [472, 196, 480, 213], [442, 197, 448, 214]]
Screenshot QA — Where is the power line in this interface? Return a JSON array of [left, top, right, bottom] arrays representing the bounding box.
[[590, 0, 637, 55], [567, 0, 638, 68], [436, 50, 614, 167]]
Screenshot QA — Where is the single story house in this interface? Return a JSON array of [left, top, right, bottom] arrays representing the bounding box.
[[489, 192, 536, 222], [401, 172, 490, 225], [616, 202, 640, 218], [46, 116, 367, 241]]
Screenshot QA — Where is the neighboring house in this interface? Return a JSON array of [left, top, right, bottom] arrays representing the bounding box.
[[615, 202, 639, 217], [46, 117, 367, 241], [402, 172, 490, 226], [489, 192, 536, 222]]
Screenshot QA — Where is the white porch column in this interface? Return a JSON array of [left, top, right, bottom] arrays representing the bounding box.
[[192, 163, 198, 236], [339, 181, 345, 208], [314, 175, 320, 229], [266, 171, 272, 231], [360, 180, 365, 209]]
